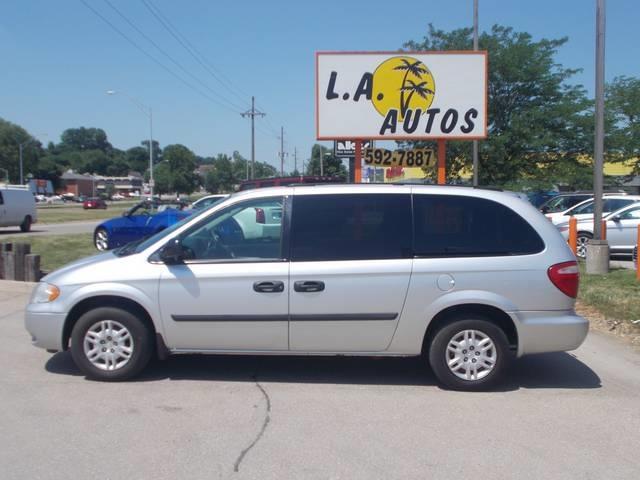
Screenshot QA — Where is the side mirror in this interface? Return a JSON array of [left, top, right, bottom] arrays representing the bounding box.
[[540, 206, 549, 213], [160, 238, 185, 264], [612, 215, 622, 222]]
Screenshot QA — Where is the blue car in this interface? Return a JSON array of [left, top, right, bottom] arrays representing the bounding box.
[[94, 200, 191, 251]]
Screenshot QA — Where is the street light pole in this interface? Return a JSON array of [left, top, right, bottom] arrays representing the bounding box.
[[319, 146, 324, 176], [106, 90, 154, 198], [19, 143, 24, 185], [587, 0, 609, 274]]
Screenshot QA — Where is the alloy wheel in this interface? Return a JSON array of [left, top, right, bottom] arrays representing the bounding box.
[[83, 320, 134, 371], [445, 329, 497, 381]]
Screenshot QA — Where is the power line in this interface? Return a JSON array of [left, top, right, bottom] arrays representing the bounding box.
[[79, 0, 241, 114], [141, 0, 251, 109], [103, 0, 246, 112]]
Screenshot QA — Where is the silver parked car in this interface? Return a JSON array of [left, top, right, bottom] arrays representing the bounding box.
[[558, 201, 640, 258], [25, 185, 587, 390]]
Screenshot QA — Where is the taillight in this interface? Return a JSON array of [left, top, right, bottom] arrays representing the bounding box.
[[255, 208, 265, 224], [547, 261, 580, 298]]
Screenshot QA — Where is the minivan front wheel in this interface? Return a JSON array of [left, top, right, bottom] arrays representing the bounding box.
[[70, 307, 153, 381], [428, 318, 511, 391]]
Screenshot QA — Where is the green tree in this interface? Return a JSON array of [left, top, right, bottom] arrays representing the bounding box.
[[0, 118, 42, 183], [160, 144, 198, 195], [606, 76, 640, 172], [404, 25, 592, 185], [205, 154, 236, 193], [305, 144, 347, 179], [59, 127, 112, 152]]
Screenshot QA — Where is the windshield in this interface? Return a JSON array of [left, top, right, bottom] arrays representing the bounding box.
[[114, 214, 195, 257]]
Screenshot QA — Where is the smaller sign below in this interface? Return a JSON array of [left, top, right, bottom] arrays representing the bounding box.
[[363, 148, 435, 168], [334, 139, 373, 158]]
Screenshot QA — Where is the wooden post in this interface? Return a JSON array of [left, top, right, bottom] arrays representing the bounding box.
[[0, 243, 12, 279], [354, 140, 362, 183], [2, 252, 16, 281], [568, 217, 578, 255], [437, 139, 446, 185], [25, 254, 41, 282], [13, 243, 31, 282]]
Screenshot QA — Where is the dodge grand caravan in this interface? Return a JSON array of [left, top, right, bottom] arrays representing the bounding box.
[[25, 185, 588, 390]]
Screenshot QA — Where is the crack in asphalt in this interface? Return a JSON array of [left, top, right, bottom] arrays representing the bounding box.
[[233, 376, 271, 473]]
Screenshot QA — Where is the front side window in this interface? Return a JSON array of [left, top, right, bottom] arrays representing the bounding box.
[[604, 198, 634, 212], [413, 195, 544, 257], [619, 207, 640, 220], [180, 197, 284, 261], [290, 194, 412, 261], [570, 200, 595, 215]]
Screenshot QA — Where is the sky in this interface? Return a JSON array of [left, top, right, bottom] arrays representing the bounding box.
[[1, 0, 639, 173]]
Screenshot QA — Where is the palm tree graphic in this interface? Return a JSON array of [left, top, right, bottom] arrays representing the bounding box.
[[393, 58, 431, 117], [400, 80, 435, 116]]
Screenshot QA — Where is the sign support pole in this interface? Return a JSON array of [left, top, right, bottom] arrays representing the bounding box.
[[354, 140, 362, 183], [437, 139, 446, 185]]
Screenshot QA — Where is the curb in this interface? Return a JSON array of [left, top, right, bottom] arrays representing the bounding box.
[[0, 280, 37, 294]]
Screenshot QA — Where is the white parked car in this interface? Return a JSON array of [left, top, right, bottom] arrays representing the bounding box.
[[0, 186, 37, 231], [25, 185, 587, 390], [547, 195, 640, 226], [558, 202, 640, 258], [111, 194, 126, 201], [190, 194, 228, 211]]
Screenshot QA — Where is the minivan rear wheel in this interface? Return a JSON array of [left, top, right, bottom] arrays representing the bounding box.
[[20, 215, 31, 232], [428, 318, 511, 391], [70, 307, 153, 381]]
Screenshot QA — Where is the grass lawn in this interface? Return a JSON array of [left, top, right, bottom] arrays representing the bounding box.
[[578, 263, 640, 326], [36, 206, 127, 224], [2, 234, 96, 272]]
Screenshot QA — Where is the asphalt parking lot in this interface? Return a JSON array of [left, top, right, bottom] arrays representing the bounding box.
[[2, 281, 640, 480]]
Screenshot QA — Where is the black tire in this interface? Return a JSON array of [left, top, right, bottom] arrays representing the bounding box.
[[94, 227, 109, 251], [576, 232, 593, 259], [428, 318, 511, 391], [20, 215, 32, 232], [70, 307, 154, 381]]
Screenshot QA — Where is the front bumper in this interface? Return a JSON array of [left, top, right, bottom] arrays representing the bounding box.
[[515, 311, 589, 357], [25, 308, 67, 351]]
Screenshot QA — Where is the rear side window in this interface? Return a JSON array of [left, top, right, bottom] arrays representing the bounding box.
[[413, 195, 544, 257], [604, 198, 634, 212], [290, 194, 412, 261]]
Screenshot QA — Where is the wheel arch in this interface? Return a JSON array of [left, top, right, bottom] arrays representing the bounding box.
[[421, 303, 518, 355], [62, 295, 157, 351]]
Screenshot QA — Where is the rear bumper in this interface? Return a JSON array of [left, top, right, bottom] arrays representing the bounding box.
[[25, 308, 66, 351], [514, 310, 588, 357]]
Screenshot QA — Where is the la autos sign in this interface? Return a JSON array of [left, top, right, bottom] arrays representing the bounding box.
[[316, 51, 487, 140]]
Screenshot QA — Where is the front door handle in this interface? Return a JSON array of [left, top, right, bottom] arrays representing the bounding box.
[[253, 281, 285, 293], [294, 281, 325, 293]]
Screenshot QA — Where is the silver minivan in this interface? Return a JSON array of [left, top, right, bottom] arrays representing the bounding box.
[[25, 185, 587, 390]]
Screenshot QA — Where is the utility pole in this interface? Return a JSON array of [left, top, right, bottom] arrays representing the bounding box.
[[241, 96, 266, 179], [319, 145, 324, 176], [472, 0, 479, 186], [587, 0, 609, 274], [278, 126, 286, 176], [293, 147, 298, 175]]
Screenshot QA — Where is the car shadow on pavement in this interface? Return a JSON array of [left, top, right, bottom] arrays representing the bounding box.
[[45, 350, 601, 391]]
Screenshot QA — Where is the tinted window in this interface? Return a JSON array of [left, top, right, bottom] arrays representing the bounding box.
[[181, 197, 284, 261], [290, 194, 412, 261], [413, 195, 544, 257], [0, 192, 3, 205]]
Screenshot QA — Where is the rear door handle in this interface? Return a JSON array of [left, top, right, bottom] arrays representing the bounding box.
[[294, 281, 325, 293], [253, 281, 285, 293]]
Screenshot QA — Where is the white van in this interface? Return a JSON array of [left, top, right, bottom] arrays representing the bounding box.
[[0, 185, 37, 232]]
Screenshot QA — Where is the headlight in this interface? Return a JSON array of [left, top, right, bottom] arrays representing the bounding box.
[[30, 283, 60, 304]]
